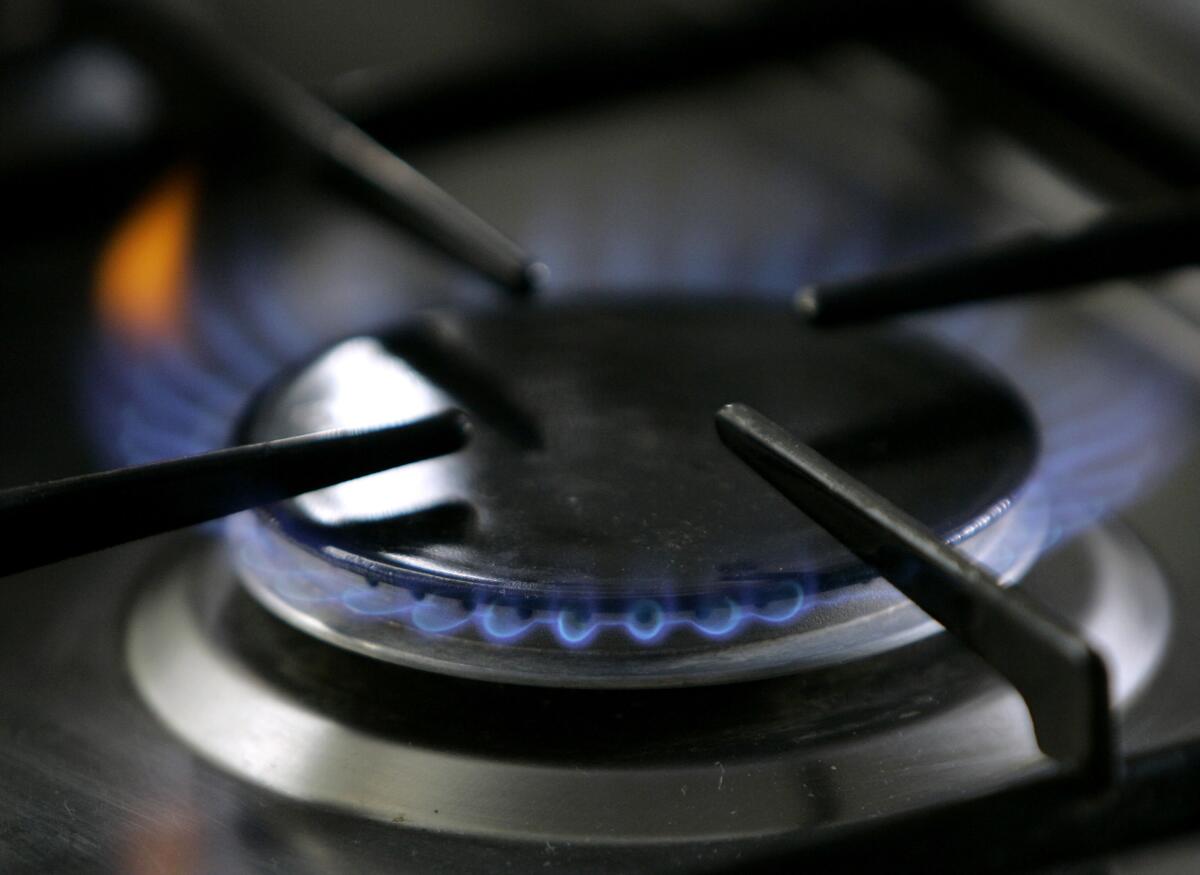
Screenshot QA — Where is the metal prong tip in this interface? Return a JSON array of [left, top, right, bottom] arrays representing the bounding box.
[[515, 260, 551, 297], [793, 284, 820, 319], [438, 409, 474, 445]]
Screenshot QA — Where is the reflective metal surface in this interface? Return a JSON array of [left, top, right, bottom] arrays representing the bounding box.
[[128, 523, 1167, 841]]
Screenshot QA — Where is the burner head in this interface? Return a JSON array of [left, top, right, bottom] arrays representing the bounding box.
[[230, 297, 1042, 686]]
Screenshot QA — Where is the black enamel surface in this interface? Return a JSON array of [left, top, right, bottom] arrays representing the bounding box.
[[249, 298, 1039, 602]]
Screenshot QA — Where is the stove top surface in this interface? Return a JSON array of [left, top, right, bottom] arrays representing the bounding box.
[[8, 3, 1200, 873]]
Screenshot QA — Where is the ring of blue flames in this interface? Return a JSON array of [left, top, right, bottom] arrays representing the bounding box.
[[226, 472, 1051, 647], [85, 156, 1199, 651], [228, 512, 819, 647]]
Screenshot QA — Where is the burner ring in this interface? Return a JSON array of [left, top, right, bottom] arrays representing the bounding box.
[[129, 522, 1169, 839], [228, 487, 1046, 686], [232, 297, 1041, 683]]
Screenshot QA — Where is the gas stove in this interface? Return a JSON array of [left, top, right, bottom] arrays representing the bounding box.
[[6, 2, 1200, 872]]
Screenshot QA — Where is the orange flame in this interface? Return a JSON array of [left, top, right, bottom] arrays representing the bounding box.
[[95, 166, 199, 343]]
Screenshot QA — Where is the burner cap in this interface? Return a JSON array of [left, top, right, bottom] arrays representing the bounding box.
[[231, 297, 1041, 685]]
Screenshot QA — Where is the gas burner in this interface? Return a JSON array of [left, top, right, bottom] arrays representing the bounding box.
[[228, 297, 1047, 686]]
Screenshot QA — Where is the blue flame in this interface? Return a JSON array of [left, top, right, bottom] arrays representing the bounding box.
[[228, 512, 814, 646], [922, 300, 1197, 550], [85, 154, 1199, 650]]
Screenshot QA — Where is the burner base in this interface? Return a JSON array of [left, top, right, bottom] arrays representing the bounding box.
[[127, 522, 1168, 842]]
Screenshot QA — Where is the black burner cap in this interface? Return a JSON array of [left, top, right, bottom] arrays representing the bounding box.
[[243, 297, 1038, 606]]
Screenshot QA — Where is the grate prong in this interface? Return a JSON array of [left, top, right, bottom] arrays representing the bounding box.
[[0, 410, 470, 578], [80, 0, 543, 296], [797, 195, 1200, 324], [716, 402, 1116, 784]]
